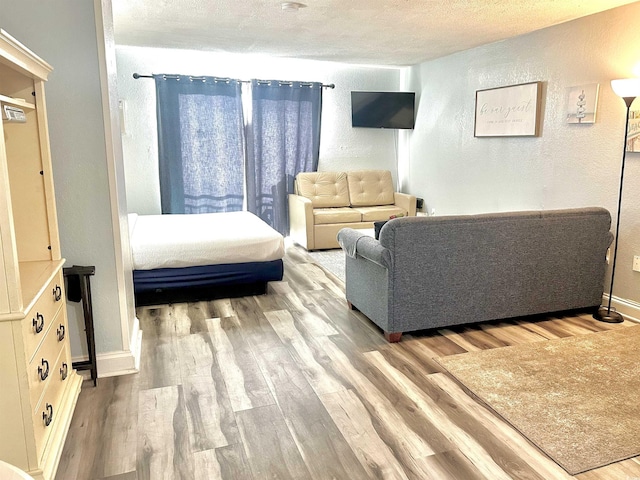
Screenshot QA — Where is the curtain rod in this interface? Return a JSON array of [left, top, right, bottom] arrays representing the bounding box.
[[132, 73, 335, 89]]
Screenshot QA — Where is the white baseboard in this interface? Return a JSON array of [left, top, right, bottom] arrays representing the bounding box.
[[128, 315, 143, 371], [72, 316, 143, 379], [603, 294, 640, 324]]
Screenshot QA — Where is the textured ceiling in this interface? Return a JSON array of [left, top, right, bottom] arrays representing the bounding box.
[[112, 0, 639, 66]]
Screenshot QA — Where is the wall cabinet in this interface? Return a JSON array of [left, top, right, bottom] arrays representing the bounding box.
[[0, 29, 82, 480]]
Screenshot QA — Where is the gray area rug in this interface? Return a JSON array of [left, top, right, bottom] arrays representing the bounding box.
[[307, 249, 345, 282], [437, 325, 640, 474]]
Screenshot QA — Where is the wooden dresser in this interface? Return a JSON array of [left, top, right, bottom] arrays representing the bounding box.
[[0, 30, 82, 480]]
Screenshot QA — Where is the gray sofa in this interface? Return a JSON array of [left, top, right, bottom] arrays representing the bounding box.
[[337, 208, 613, 342]]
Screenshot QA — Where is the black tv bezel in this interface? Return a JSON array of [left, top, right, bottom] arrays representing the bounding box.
[[351, 91, 415, 130]]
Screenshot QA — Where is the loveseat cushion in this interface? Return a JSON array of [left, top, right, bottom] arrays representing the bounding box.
[[296, 171, 350, 208], [313, 207, 362, 225], [352, 205, 407, 222], [347, 170, 395, 207]]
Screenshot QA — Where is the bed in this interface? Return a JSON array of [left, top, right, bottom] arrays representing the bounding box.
[[129, 211, 285, 305]]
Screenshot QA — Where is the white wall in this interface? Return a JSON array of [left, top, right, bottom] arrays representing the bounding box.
[[1, 1, 134, 366], [116, 46, 402, 214], [405, 3, 640, 306]]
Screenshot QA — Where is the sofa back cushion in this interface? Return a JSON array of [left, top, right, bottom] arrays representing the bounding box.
[[347, 170, 395, 207], [295, 171, 350, 208]]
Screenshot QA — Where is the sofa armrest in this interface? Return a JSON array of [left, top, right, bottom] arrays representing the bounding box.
[[337, 228, 392, 268], [394, 192, 417, 216], [289, 194, 314, 249]]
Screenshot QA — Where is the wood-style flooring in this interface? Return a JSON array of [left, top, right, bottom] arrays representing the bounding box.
[[55, 245, 640, 480]]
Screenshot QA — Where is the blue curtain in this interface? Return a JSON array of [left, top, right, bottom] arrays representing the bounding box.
[[247, 80, 322, 235], [155, 75, 245, 214]]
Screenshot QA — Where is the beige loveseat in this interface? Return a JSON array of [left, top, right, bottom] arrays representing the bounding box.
[[288, 170, 416, 250]]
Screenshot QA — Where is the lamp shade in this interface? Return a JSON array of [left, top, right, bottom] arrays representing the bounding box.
[[611, 78, 640, 98]]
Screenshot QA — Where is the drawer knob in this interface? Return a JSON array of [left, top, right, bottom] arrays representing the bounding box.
[[53, 284, 62, 302], [32, 313, 44, 334], [43, 403, 54, 427], [38, 358, 50, 381], [60, 362, 68, 381], [57, 324, 65, 342]]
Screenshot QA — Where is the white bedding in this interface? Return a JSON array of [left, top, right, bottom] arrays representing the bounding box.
[[129, 211, 285, 270]]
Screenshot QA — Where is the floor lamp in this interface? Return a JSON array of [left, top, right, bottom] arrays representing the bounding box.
[[594, 78, 640, 323]]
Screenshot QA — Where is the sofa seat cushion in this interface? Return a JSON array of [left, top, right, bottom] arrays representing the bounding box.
[[296, 171, 350, 208], [347, 170, 395, 207], [313, 207, 362, 225], [353, 205, 407, 222]]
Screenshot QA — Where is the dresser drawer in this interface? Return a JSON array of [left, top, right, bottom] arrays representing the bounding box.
[[27, 310, 67, 412], [22, 271, 65, 363], [33, 346, 72, 461]]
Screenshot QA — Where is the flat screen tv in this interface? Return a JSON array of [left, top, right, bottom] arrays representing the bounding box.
[[351, 91, 415, 129]]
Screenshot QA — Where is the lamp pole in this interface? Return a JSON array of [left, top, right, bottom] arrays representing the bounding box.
[[594, 98, 633, 322], [594, 79, 640, 322]]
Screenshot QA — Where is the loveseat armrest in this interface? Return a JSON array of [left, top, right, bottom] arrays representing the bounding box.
[[337, 228, 392, 269], [289, 194, 314, 249], [394, 192, 417, 216]]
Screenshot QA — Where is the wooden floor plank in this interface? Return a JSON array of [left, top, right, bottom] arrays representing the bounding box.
[[252, 289, 290, 312], [94, 374, 140, 478], [138, 333, 181, 390], [137, 305, 182, 390], [297, 261, 345, 298], [192, 444, 254, 480], [228, 296, 284, 353], [308, 289, 389, 351], [55, 379, 105, 480], [316, 336, 450, 466], [184, 302, 211, 335], [421, 450, 489, 480], [212, 444, 253, 480], [192, 449, 223, 480], [264, 309, 349, 395], [515, 319, 564, 340], [99, 472, 138, 480], [207, 298, 234, 319], [137, 386, 193, 480], [453, 326, 510, 350], [437, 328, 483, 352], [255, 345, 371, 480], [236, 404, 312, 479], [290, 304, 339, 337], [320, 388, 412, 480], [377, 343, 443, 376], [56, 375, 139, 480], [282, 259, 323, 293], [409, 332, 468, 357], [178, 330, 240, 451], [209, 316, 275, 412], [478, 321, 550, 345]]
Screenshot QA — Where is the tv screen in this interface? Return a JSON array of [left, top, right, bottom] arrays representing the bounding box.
[[351, 91, 415, 129]]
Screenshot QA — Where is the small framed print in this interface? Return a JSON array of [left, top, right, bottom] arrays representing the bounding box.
[[566, 83, 599, 124]]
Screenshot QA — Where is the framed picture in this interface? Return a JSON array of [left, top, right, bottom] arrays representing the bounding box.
[[627, 110, 640, 152], [566, 83, 599, 124], [474, 82, 542, 137]]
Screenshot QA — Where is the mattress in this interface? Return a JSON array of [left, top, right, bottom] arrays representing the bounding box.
[[129, 211, 284, 270]]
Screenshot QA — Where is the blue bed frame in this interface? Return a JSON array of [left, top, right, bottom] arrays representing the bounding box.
[[133, 259, 284, 306]]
